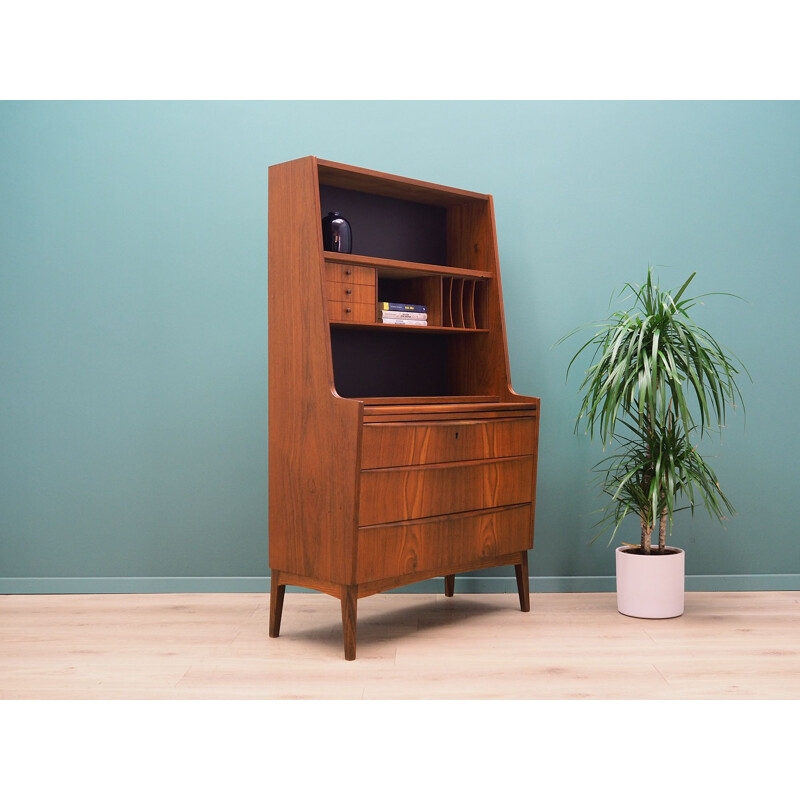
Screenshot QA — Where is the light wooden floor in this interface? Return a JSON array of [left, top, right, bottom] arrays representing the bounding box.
[[1, 590, 798, 699]]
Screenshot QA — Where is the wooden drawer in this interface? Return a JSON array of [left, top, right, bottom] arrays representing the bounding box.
[[328, 300, 375, 323], [362, 417, 536, 469], [359, 455, 534, 526], [326, 281, 375, 305], [357, 504, 532, 583], [325, 263, 375, 286]]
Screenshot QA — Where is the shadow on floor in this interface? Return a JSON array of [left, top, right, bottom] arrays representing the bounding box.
[[275, 594, 521, 657]]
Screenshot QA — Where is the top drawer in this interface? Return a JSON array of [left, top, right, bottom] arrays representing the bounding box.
[[325, 263, 375, 286], [361, 417, 537, 469]]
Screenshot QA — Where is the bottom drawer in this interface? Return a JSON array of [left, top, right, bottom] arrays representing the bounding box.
[[356, 504, 531, 583], [328, 300, 375, 323]]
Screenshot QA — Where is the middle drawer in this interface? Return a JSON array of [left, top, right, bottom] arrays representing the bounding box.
[[359, 455, 534, 526], [326, 281, 376, 305]]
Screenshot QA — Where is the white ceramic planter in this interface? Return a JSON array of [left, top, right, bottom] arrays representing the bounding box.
[[615, 546, 685, 619]]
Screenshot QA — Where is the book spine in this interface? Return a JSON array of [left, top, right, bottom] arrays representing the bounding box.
[[380, 302, 428, 313], [381, 318, 428, 326], [381, 311, 428, 320]]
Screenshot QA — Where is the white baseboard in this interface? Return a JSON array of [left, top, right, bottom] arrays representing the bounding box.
[[1, 574, 798, 594]]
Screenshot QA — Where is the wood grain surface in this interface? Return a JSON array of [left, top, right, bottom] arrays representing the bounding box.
[[356, 504, 532, 583], [358, 456, 535, 526], [269, 156, 540, 657], [361, 417, 537, 469]]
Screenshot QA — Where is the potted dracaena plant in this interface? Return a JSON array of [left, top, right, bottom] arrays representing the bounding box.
[[560, 268, 748, 618]]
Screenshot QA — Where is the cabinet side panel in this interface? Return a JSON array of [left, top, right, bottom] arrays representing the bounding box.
[[528, 407, 540, 548], [268, 158, 360, 585], [446, 201, 512, 398]]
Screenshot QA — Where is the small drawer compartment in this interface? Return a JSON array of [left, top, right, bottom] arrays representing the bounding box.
[[325, 262, 375, 286], [358, 455, 534, 526], [328, 300, 376, 323], [361, 417, 536, 469], [357, 504, 532, 583], [326, 281, 375, 305]]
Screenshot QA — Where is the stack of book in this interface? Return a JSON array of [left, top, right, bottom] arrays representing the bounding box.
[[380, 301, 428, 326]]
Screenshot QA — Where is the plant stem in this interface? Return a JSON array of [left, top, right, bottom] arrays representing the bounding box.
[[659, 514, 666, 551], [641, 515, 651, 554]]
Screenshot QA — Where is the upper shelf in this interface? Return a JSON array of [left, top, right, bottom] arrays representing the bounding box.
[[317, 158, 489, 206], [324, 252, 492, 280]]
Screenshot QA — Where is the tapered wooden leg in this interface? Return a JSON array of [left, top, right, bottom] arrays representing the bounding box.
[[340, 585, 358, 661], [444, 574, 455, 597], [269, 570, 286, 638], [515, 551, 531, 612]]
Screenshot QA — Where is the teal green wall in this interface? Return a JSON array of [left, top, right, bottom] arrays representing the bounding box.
[[2, 101, 798, 592]]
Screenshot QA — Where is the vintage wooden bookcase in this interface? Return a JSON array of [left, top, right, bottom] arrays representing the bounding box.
[[268, 156, 540, 659]]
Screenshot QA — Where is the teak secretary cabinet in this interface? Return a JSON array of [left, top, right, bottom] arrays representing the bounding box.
[[268, 156, 540, 659]]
